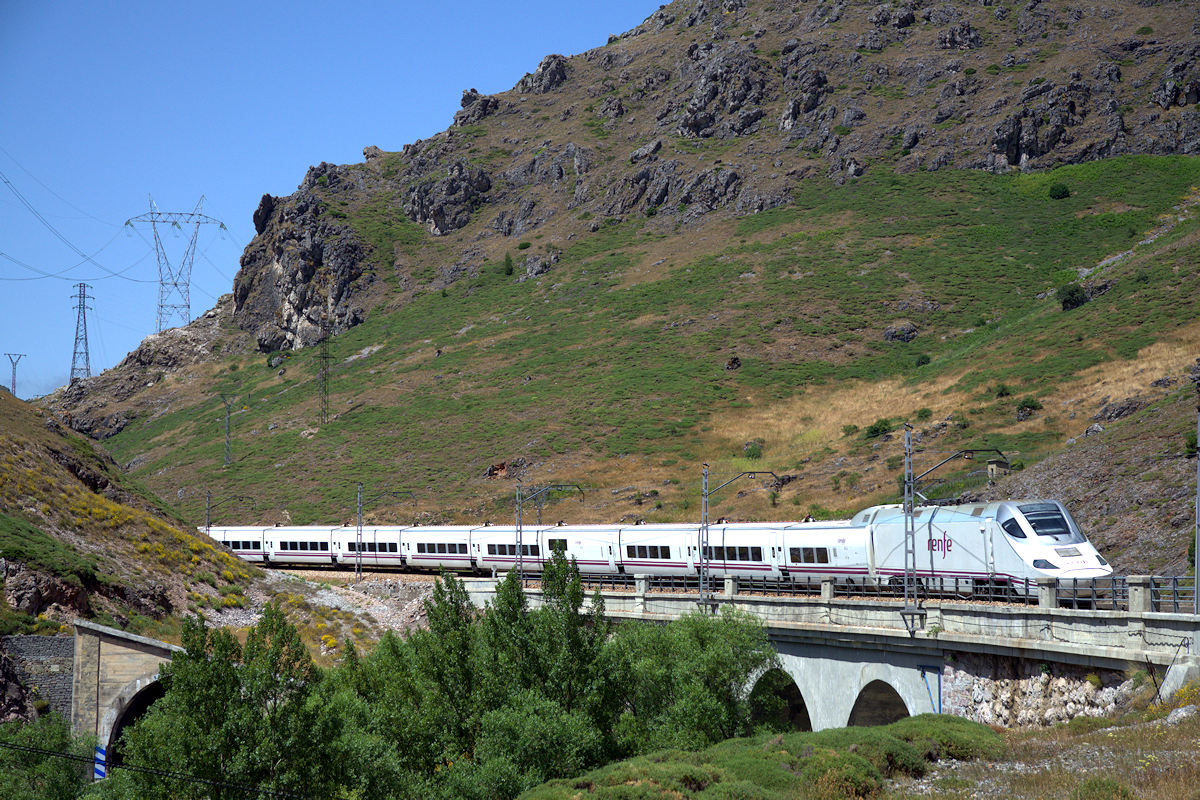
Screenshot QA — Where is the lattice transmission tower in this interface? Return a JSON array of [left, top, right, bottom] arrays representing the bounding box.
[[125, 196, 226, 333], [4, 353, 25, 396], [70, 283, 93, 382], [318, 319, 332, 425]]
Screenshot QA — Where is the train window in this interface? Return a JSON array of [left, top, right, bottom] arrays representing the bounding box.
[[802, 547, 815, 563], [531, 545, 539, 556], [627, 545, 636, 558], [648, 546, 659, 559], [458, 543, 466, 554], [816, 548, 829, 564], [751, 547, 762, 561], [437, 543, 447, 554], [417, 543, 425, 553], [714, 546, 725, 560], [738, 547, 750, 561], [549, 538, 567, 552], [486, 544, 495, 555], [253, 541, 260, 550], [661, 546, 670, 559], [1001, 519, 1026, 539], [390, 543, 398, 553], [371, 543, 379, 552], [789, 547, 801, 563], [509, 544, 519, 556], [637, 545, 648, 558], [299, 542, 308, 551]]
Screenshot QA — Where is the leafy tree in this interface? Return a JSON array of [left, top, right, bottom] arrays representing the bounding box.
[[1058, 283, 1087, 310], [1048, 182, 1071, 199], [0, 714, 91, 800], [606, 607, 779, 754], [98, 605, 340, 800]]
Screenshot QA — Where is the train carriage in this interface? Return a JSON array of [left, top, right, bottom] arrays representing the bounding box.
[[543, 524, 620, 573], [403, 525, 477, 571], [335, 526, 404, 568]]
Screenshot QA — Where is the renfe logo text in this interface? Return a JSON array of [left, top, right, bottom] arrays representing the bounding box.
[[928, 533, 953, 558]]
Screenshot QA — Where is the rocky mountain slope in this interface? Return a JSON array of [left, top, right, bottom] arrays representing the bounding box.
[[228, 0, 1199, 352], [42, 0, 1200, 574]]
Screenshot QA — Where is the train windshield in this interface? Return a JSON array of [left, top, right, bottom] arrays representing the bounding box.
[[1018, 503, 1085, 544]]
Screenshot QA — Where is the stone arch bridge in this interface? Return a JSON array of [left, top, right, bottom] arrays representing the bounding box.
[[70, 619, 181, 754]]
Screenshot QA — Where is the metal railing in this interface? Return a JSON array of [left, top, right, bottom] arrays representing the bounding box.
[[520, 571, 1196, 614], [1151, 576, 1197, 613], [1056, 577, 1129, 611]]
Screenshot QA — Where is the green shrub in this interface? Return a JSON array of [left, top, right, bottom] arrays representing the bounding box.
[[1185, 429, 1197, 458], [743, 440, 763, 460], [1135, 25, 1153, 35], [518, 241, 532, 250], [1058, 283, 1087, 310], [994, 383, 1012, 398], [645, 205, 658, 217], [915, 407, 933, 421], [1048, 182, 1071, 199], [503, 253, 515, 276], [1017, 397, 1043, 412], [862, 418, 894, 439], [964, 67, 976, 75], [914, 353, 931, 367], [833, 125, 853, 136], [1065, 715, 1109, 736], [1072, 776, 1134, 800], [884, 714, 1005, 761], [841, 424, 859, 437]]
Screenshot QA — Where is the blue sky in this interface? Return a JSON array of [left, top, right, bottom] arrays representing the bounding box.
[[0, 0, 659, 398]]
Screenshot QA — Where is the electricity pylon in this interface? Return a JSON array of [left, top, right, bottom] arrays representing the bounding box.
[[126, 196, 227, 333], [70, 284, 93, 382]]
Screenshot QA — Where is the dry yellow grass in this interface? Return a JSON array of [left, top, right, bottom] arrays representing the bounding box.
[[1055, 322, 1200, 413]]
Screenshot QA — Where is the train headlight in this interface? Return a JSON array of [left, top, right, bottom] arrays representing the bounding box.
[[1032, 559, 1058, 570]]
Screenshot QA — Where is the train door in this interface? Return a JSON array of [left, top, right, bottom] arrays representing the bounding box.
[[768, 528, 784, 578], [982, 521, 995, 578]]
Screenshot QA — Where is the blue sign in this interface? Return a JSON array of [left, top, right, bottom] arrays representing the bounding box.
[[94, 745, 107, 780]]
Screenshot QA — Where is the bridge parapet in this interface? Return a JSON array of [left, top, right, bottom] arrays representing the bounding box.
[[463, 574, 1200, 698]]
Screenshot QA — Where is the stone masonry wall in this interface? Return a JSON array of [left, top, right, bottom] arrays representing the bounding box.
[[2, 635, 74, 719], [941, 652, 1136, 727]]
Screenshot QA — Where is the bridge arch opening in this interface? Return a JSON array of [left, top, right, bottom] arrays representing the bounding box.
[[106, 680, 165, 767], [749, 668, 812, 732], [847, 679, 909, 727]]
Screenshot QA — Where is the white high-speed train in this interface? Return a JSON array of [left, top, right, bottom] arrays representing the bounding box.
[[204, 499, 1111, 588]]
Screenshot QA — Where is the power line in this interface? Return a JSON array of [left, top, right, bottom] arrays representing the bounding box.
[[0, 145, 120, 228], [0, 741, 310, 799], [70, 283, 93, 382], [0, 234, 152, 283], [0, 167, 153, 283]]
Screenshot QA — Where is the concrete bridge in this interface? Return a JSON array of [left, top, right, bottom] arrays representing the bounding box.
[[464, 575, 1200, 731]]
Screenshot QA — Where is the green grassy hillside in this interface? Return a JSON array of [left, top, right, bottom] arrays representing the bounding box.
[[92, 156, 1200, 535]]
